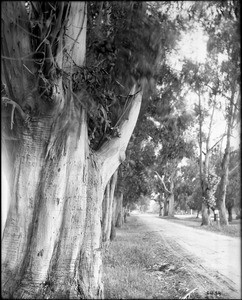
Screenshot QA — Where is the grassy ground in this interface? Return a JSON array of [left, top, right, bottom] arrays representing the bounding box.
[[103, 215, 238, 299], [167, 215, 241, 238], [103, 217, 192, 299]]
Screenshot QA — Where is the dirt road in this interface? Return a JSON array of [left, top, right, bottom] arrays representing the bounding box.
[[136, 213, 241, 299]]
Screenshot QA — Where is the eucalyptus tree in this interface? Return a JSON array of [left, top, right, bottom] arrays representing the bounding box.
[[181, 57, 233, 225], [1, 2, 169, 298], [225, 150, 241, 221], [204, 1, 241, 225], [120, 68, 196, 218], [214, 148, 241, 222], [175, 159, 200, 214], [187, 0, 241, 225]]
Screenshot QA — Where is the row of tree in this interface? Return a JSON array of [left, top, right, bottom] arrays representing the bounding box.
[[118, 0, 240, 225], [1, 1, 240, 298], [1, 1, 187, 298]]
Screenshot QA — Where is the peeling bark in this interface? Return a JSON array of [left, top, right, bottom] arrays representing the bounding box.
[[1, 2, 143, 298]]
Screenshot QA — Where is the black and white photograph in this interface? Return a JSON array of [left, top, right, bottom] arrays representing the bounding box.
[[1, 1, 241, 299]]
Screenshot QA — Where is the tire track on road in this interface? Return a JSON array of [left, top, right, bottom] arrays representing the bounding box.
[[137, 214, 240, 299]]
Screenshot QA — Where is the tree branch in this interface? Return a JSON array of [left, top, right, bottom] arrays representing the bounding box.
[[154, 171, 171, 194], [2, 97, 27, 129], [206, 100, 216, 153], [98, 85, 143, 187], [229, 164, 239, 176], [180, 287, 197, 299], [64, 2, 87, 68], [208, 133, 227, 152]]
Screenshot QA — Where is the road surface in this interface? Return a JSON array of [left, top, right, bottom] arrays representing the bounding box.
[[135, 213, 241, 299]]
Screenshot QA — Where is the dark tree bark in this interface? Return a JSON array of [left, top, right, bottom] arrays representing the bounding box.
[[227, 206, 233, 223]]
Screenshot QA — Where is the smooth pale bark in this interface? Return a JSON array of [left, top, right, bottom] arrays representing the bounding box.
[[218, 144, 231, 225], [102, 171, 118, 243], [155, 171, 174, 217], [1, 2, 143, 298], [163, 197, 169, 216], [167, 174, 175, 216], [217, 87, 239, 225], [110, 190, 118, 240], [168, 193, 175, 216], [198, 93, 214, 226], [158, 199, 164, 217], [1, 143, 11, 237]]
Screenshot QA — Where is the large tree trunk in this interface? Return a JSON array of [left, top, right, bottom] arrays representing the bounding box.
[[114, 192, 124, 227], [217, 86, 239, 226], [2, 113, 106, 298], [198, 92, 212, 226], [110, 186, 118, 240], [201, 203, 210, 226], [168, 193, 174, 216], [158, 200, 164, 217], [163, 197, 169, 216], [227, 206, 233, 223], [102, 171, 118, 243], [2, 94, 142, 299], [167, 175, 175, 217], [1, 3, 143, 298], [217, 120, 233, 225]]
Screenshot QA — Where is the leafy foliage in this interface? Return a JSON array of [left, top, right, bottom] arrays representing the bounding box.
[[1, 1, 171, 150], [175, 160, 199, 211], [85, 1, 167, 149]]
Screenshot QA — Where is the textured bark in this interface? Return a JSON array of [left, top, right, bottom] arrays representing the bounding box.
[[1, 2, 143, 298], [1, 109, 106, 299], [201, 203, 210, 226], [2, 95, 142, 299]]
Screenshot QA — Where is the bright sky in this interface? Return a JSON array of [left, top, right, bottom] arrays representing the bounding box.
[[167, 24, 208, 72], [167, 24, 240, 151]]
